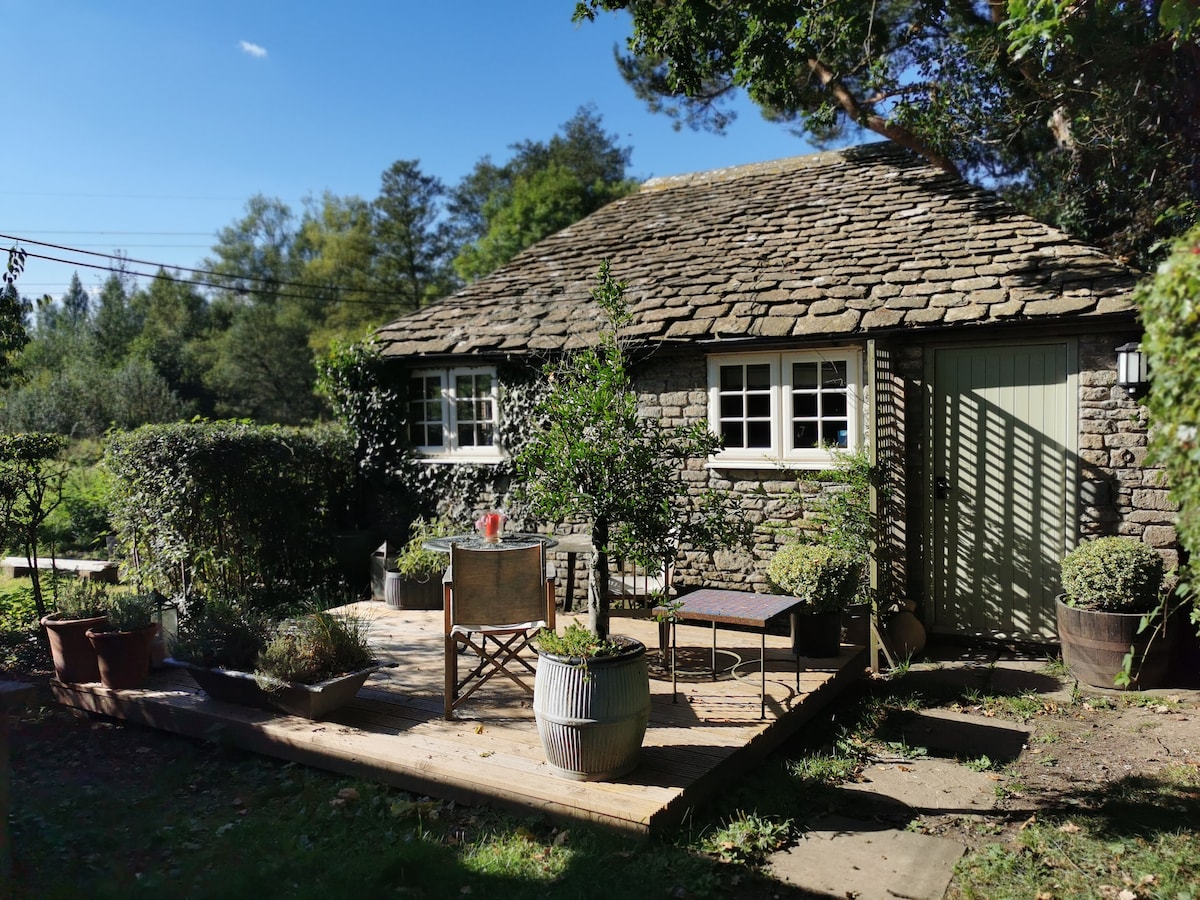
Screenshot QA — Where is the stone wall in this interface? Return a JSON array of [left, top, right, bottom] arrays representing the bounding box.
[[1077, 333, 1178, 568]]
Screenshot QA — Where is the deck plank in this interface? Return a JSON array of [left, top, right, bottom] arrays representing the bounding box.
[[48, 605, 867, 835]]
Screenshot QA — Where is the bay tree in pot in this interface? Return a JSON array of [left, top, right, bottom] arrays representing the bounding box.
[[516, 261, 748, 781], [1057, 536, 1168, 689], [766, 543, 860, 658]]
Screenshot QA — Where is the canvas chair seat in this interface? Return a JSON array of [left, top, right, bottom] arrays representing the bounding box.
[[443, 542, 555, 720]]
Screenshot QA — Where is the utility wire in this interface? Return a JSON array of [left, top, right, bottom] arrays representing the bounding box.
[[2, 233, 413, 308]]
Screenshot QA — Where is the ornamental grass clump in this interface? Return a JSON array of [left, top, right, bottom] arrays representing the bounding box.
[[766, 544, 861, 613], [1059, 536, 1164, 613], [255, 610, 373, 687]]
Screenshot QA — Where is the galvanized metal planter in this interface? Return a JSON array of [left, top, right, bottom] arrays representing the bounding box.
[[533, 636, 650, 782]]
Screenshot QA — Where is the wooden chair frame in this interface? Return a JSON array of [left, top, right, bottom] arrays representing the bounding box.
[[443, 543, 555, 720]]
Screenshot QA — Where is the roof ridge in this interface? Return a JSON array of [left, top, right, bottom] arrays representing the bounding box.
[[640, 141, 904, 192]]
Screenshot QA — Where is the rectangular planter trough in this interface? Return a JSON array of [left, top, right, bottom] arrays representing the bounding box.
[[164, 658, 389, 719]]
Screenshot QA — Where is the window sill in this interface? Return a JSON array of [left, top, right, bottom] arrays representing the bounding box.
[[706, 455, 841, 472]]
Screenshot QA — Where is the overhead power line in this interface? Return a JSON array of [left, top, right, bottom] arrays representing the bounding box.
[[1, 233, 409, 309]]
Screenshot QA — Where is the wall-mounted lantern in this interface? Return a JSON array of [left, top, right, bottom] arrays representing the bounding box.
[[1116, 341, 1150, 400]]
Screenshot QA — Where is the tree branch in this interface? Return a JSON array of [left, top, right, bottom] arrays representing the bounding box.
[[806, 58, 962, 177]]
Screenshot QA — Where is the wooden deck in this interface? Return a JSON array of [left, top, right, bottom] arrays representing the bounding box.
[[48, 602, 868, 836]]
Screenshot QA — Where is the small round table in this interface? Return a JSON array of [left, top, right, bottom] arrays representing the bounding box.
[[422, 533, 559, 552]]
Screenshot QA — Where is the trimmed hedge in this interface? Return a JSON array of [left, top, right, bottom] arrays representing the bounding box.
[[104, 422, 355, 607]]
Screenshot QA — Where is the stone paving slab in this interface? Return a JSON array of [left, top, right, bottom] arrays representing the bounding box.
[[768, 815, 965, 900], [888, 708, 1033, 762], [845, 757, 1000, 816]]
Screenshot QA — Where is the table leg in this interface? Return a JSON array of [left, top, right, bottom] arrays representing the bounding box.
[[564, 552, 577, 612], [710, 622, 717, 680], [761, 631, 766, 720], [671, 619, 677, 704]]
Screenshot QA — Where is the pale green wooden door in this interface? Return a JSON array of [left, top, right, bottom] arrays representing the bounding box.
[[928, 343, 1077, 640]]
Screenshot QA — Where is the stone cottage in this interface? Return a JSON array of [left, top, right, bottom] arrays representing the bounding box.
[[374, 142, 1175, 644]]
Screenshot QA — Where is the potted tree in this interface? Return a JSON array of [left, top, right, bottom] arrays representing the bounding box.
[[517, 261, 747, 781], [166, 598, 385, 719], [766, 543, 860, 658], [383, 518, 451, 610], [1056, 536, 1169, 689], [85, 593, 158, 690], [40, 579, 110, 684]]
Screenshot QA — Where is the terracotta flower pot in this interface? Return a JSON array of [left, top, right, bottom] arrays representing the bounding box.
[[41, 613, 109, 684], [86, 624, 159, 690]]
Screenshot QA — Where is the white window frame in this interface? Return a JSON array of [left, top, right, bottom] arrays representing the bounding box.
[[707, 348, 864, 469], [408, 366, 503, 462]]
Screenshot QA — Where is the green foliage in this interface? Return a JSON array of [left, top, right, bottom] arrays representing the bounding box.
[[170, 597, 271, 670], [766, 543, 861, 613], [0, 432, 67, 618], [98, 593, 155, 633], [699, 811, 792, 865], [39, 460, 113, 555], [103, 421, 356, 603], [452, 106, 637, 281], [534, 621, 627, 660], [315, 337, 405, 475], [1059, 537, 1164, 613], [1139, 223, 1200, 584], [255, 610, 373, 686], [389, 517, 453, 578], [50, 579, 109, 620], [516, 261, 748, 639]]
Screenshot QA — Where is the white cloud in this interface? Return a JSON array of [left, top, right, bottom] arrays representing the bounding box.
[[239, 40, 268, 59]]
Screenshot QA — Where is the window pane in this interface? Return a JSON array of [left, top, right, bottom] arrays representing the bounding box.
[[720, 395, 744, 418], [822, 422, 849, 447], [719, 366, 744, 391], [747, 421, 772, 448], [822, 361, 847, 388], [793, 422, 816, 448], [721, 421, 744, 448], [746, 394, 771, 418], [792, 362, 818, 389], [793, 394, 818, 417], [824, 393, 847, 417], [745, 364, 772, 390]]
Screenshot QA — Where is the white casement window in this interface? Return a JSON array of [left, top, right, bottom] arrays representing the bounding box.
[[707, 349, 863, 468], [408, 367, 502, 461]]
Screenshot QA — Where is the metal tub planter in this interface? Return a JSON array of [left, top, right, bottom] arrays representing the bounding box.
[[164, 658, 390, 720]]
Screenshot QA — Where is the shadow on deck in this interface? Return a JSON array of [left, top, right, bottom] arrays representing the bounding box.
[[49, 603, 867, 836]]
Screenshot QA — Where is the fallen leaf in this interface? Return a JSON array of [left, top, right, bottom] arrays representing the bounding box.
[[1118, 890, 1136, 900], [1019, 815, 1037, 831], [474, 724, 484, 734], [1059, 822, 1081, 834], [337, 788, 360, 802], [553, 829, 570, 847]]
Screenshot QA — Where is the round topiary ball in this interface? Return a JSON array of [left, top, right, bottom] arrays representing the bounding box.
[[766, 543, 861, 613], [1059, 536, 1164, 613]]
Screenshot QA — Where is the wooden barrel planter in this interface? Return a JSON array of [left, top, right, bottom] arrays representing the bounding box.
[[1055, 597, 1174, 690], [533, 637, 650, 782]]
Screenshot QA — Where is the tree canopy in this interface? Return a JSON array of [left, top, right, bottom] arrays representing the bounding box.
[[576, 0, 1200, 267]]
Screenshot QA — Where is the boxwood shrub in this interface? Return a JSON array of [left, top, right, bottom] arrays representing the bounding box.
[[1059, 536, 1164, 613]]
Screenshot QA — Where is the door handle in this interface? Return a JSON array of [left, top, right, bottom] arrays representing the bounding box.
[[935, 476, 951, 500]]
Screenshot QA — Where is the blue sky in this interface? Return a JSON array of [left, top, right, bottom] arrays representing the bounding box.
[[3, 2, 822, 300]]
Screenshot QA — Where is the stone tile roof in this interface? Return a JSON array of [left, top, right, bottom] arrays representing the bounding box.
[[376, 142, 1138, 361]]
